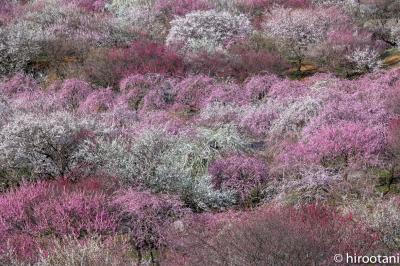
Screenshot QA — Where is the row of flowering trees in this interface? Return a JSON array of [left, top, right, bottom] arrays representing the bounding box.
[[1, 0, 398, 81]]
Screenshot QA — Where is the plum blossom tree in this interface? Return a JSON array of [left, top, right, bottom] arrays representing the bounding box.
[[0, 97, 12, 129], [112, 189, 187, 264], [106, 0, 156, 16], [349, 197, 400, 251], [109, 40, 185, 78], [68, 0, 107, 12], [88, 125, 245, 211], [269, 96, 321, 139], [0, 112, 103, 180], [209, 154, 269, 205], [239, 104, 277, 138], [0, 20, 44, 76], [282, 121, 386, 170], [172, 75, 216, 115], [117, 74, 175, 114], [153, 128, 241, 210], [0, 73, 39, 97], [166, 10, 253, 54], [244, 74, 281, 103], [51, 79, 93, 111], [199, 102, 240, 126], [345, 47, 382, 73], [78, 88, 116, 113], [262, 6, 350, 71], [311, 27, 384, 76], [0, 181, 117, 263]]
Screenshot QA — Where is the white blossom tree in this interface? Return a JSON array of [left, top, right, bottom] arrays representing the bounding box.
[[0, 111, 105, 180], [166, 10, 252, 54], [262, 6, 348, 72]]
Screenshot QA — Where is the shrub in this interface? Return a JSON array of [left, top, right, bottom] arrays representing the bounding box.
[[166, 10, 252, 54]]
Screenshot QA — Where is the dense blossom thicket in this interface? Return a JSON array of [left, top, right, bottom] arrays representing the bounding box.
[[1, 0, 400, 265]]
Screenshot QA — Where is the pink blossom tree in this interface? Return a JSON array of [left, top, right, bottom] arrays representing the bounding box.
[[0, 181, 117, 263], [112, 189, 187, 264], [209, 154, 269, 206], [262, 6, 352, 72]]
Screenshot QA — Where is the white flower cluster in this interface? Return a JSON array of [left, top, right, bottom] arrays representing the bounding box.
[[262, 7, 335, 60], [0, 21, 44, 76], [269, 97, 322, 139], [0, 111, 105, 179], [390, 22, 400, 47], [106, 0, 155, 16], [207, 0, 240, 12], [346, 47, 382, 73], [166, 10, 252, 54]]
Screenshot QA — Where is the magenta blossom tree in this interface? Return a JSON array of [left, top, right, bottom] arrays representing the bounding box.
[[112, 189, 187, 264], [209, 154, 269, 205]]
